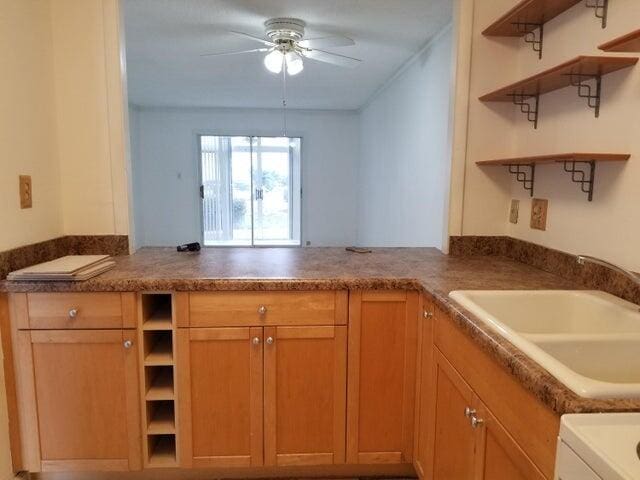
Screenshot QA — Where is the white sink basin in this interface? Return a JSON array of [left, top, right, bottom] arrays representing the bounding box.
[[449, 290, 640, 399], [449, 290, 640, 338]]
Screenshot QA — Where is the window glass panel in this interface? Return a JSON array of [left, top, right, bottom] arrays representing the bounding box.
[[200, 135, 300, 246]]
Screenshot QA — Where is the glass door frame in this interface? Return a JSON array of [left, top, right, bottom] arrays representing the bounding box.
[[196, 133, 303, 248]]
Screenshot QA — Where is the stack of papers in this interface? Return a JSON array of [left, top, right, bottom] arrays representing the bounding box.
[[7, 255, 115, 281]]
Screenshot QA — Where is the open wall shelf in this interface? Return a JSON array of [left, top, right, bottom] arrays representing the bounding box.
[[477, 152, 630, 201], [479, 56, 638, 128], [483, 0, 581, 36], [483, 0, 610, 58], [138, 293, 178, 468], [599, 28, 640, 52]]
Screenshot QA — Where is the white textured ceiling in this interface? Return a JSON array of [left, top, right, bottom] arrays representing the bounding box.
[[123, 0, 452, 110]]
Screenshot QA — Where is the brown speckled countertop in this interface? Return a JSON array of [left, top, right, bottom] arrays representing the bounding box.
[[2, 247, 639, 416]]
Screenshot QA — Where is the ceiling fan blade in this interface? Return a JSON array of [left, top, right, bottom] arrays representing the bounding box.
[[302, 48, 362, 68], [200, 48, 269, 58], [298, 36, 355, 49], [227, 30, 275, 47]]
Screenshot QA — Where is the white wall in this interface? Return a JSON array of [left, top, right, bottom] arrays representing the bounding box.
[[50, 0, 131, 238], [0, 1, 60, 476], [130, 107, 359, 247], [0, 0, 62, 252], [356, 27, 454, 248], [0, 0, 131, 252], [452, 0, 640, 271]]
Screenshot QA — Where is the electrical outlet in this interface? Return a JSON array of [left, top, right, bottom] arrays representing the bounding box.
[[530, 198, 548, 231], [509, 199, 519, 224], [19, 175, 32, 209]]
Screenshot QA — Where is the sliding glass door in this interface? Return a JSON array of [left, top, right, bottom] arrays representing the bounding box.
[[199, 135, 301, 246]]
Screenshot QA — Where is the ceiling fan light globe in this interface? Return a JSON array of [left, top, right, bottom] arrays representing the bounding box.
[[264, 50, 284, 74], [285, 51, 304, 75]]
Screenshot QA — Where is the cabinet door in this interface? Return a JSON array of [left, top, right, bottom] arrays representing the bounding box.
[[474, 399, 545, 480], [177, 327, 263, 468], [427, 348, 476, 480], [413, 298, 435, 479], [15, 329, 141, 472], [346, 290, 419, 464], [264, 325, 347, 466]]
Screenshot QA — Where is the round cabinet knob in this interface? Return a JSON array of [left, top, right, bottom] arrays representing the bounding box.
[[423, 310, 433, 319], [68, 308, 78, 318], [464, 407, 476, 418], [266, 336, 274, 345], [257, 305, 267, 315], [252, 337, 261, 345], [470, 416, 484, 429], [123, 340, 133, 349]]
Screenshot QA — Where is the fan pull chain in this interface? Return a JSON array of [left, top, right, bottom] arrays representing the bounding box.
[[282, 55, 287, 137]]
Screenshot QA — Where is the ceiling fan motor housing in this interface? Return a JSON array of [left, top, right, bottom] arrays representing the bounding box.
[[264, 17, 306, 44]]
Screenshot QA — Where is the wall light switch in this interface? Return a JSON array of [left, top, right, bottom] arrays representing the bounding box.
[[509, 199, 519, 224], [530, 198, 548, 231], [19, 175, 32, 209]]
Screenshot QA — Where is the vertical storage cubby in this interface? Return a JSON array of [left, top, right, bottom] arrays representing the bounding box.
[[139, 293, 177, 467]]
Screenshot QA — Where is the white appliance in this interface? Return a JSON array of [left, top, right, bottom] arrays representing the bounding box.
[[555, 413, 640, 480]]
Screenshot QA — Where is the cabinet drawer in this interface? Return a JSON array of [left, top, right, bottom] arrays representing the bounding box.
[[25, 293, 131, 329], [188, 291, 347, 327]]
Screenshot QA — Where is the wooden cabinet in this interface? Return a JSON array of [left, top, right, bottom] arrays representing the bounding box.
[[474, 400, 545, 480], [428, 348, 477, 479], [412, 305, 559, 480], [21, 292, 135, 329], [6, 287, 559, 478], [177, 327, 263, 468], [433, 312, 560, 479], [426, 348, 545, 480], [177, 324, 347, 468], [264, 325, 347, 466], [346, 290, 419, 464], [188, 291, 347, 327], [178, 290, 349, 469], [413, 297, 434, 478], [413, 305, 556, 480], [14, 329, 141, 472]]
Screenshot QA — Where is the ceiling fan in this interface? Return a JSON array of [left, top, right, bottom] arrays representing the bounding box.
[[201, 17, 362, 75]]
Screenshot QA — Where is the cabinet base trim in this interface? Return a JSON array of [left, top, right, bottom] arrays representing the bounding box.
[[33, 462, 415, 479], [40, 459, 130, 472], [358, 451, 404, 464], [192, 455, 252, 468], [276, 453, 334, 466]]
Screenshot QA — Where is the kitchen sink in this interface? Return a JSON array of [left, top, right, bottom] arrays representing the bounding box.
[[448, 290, 640, 337], [534, 338, 640, 398], [449, 290, 640, 399]]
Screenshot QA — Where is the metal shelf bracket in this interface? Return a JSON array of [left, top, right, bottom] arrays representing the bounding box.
[[585, 0, 609, 29], [512, 22, 544, 59], [565, 73, 602, 117], [507, 93, 540, 129], [507, 163, 536, 197], [562, 160, 596, 201]]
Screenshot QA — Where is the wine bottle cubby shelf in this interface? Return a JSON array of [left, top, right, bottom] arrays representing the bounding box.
[[139, 293, 178, 468]]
